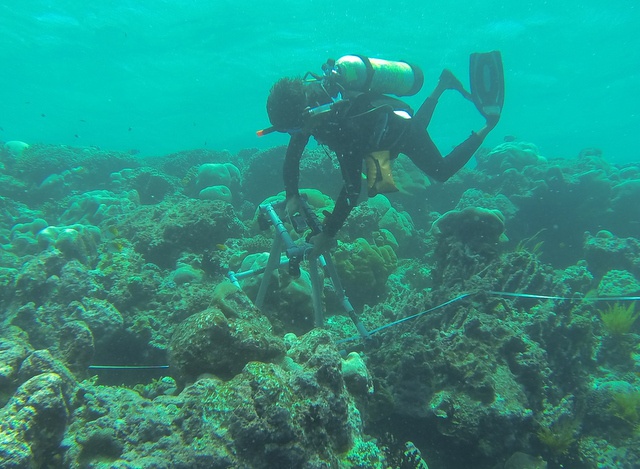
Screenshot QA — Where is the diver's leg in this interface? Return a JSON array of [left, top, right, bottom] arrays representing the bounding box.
[[401, 128, 483, 183], [413, 70, 472, 128]]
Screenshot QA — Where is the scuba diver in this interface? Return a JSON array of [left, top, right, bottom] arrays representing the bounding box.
[[258, 52, 505, 255]]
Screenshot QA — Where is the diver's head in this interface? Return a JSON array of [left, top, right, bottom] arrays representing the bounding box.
[[267, 77, 307, 132]]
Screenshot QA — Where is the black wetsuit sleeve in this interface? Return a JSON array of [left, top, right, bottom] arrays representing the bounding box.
[[283, 133, 310, 199], [322, 153, 363, 238], [323, 191, 351, 237]]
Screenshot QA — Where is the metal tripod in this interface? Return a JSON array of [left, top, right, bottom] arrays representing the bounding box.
[[227, 199, 369, 340]]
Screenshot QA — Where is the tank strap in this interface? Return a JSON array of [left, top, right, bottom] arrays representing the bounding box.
[[354, 55, 374, 92]]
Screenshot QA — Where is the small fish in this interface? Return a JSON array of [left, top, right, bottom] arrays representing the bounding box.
[[41, 113, 46, 117], [215, 244, 228, 251], [503, 135, 517, 142], [106, 240, 125, 253]]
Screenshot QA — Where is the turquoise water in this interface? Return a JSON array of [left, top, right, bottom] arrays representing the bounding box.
[[1, 0, 638, 162]]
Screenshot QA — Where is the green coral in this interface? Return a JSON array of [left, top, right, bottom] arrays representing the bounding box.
[[333, 237, 398, 307], [335, 238, 397, 287], [599, 301, 638, 335], [340, 438, 385, 468]]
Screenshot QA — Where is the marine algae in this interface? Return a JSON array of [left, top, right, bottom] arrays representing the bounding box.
[[608, 388, 640, 424], [536, 418, 577, 454], [599, 301, 638, 335]]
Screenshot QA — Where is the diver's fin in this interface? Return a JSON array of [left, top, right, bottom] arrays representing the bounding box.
[[469, 51, 504, 118]]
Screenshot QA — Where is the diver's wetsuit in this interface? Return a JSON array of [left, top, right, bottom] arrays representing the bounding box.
[[283, 92, 483, 237]]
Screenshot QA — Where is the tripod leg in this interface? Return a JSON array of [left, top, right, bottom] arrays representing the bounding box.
[[255, 235, 284, 310], [321, 254, 370, 339], [308, 256, 325, 328]]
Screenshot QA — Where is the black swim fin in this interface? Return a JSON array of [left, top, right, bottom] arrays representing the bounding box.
[[469, 51, 504, 118]]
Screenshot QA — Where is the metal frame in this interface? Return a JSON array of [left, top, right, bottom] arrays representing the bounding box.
[[228, 199, 369, 340]]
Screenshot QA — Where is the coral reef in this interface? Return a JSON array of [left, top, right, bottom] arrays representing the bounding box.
[[168, 287, 285, 381], [1, 329, 386, 468], [1, 139, 640, 468], [334, 237, 398, 309], [429, 206, 507, 289], [120, 196, 246, 268]]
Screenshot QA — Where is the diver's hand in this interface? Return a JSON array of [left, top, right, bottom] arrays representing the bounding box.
[[285, 194, 302, 218], [307, 232, 337, 258]]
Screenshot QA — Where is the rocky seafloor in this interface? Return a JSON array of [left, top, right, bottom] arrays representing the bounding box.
[[1, 140, 639, 468]]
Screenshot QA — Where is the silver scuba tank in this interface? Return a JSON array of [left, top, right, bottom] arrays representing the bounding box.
[[332, 55, 424, 96]]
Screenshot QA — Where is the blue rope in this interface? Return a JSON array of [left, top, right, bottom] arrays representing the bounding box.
[[335, 290, 640, 345], [89, 365, 169, 370], [89, 291, 639, 367], [486, 291, 640, 302]]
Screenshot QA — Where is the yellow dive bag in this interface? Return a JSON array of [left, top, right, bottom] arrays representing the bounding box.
[[365, 150, 398, 197]]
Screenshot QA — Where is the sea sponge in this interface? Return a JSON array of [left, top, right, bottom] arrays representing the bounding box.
[[611, 179, 640, 220], [195, 163, 240, 191], [301, 188, 335, 214], [36, 224, 101, 264], [171, 265, 203, 285], [253, 189, 335, 234], [60, 190, 139, 225], [477, 141, 546, 173], [8, 219, 49, 255], [236, 253, 314, 332], [431, 206, 508, 245], [334, 237, 398, 307], [379, 205, 415, 246], [198, 184, 232, 202], [367, 194, 392, 214], [342, 352, 373, 396], [168, 304, 285, 382], [2, 140, 30, 159], [373, 228, 399, 252], [597, 269, 640, 298]]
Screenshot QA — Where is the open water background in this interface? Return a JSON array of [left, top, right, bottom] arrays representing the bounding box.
[[1, 0, 638, 162]]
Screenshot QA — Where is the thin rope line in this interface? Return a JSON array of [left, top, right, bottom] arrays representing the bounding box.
[[336, 290, 639, 345], [89, 365, 169, 370]]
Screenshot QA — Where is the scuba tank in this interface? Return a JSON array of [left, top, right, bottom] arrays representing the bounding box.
[[331, 55, 424, 97], [256, 54, 424, 137]]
